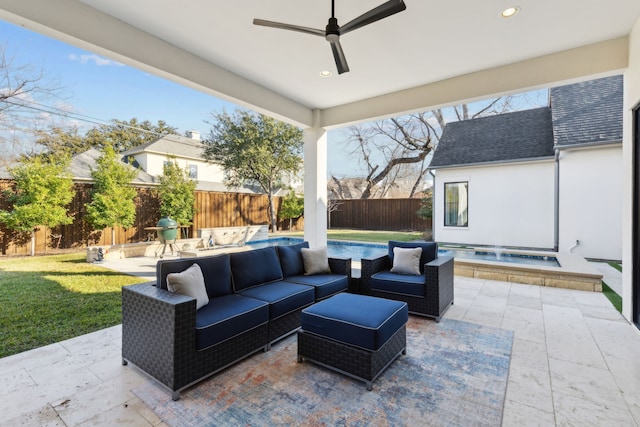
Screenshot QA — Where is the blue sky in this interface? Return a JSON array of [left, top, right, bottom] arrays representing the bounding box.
[[1, 19, 545, 178], [1, 20, 236, 136]]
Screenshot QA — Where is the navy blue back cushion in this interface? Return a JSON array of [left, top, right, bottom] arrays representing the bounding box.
[[277, 241, 309, 277], [156, 253, 233, 298], [230, 246, 284, 292], [388, 241, 438, 274]]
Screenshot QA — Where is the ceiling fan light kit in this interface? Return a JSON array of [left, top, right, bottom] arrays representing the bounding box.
[[254, 0, 407, 75]]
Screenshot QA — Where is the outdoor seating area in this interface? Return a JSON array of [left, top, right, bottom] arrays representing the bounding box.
[[2, 256, 637, 426], [122, 241, 350, 400]]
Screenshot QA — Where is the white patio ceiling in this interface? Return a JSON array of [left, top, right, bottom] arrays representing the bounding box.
[[0, 0, 639, 129]]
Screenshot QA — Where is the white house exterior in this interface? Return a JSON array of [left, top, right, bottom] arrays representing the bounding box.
[[433, 160, 556, 250], [120, 132, 234, 193], [430, 76, 623, 260], [558, 144, 623, 259]]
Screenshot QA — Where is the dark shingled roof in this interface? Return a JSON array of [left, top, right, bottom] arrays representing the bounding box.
[[550, 75, 623, 147], [429, 107, 555, 168]]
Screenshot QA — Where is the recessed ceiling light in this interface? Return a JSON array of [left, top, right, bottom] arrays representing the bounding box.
[[319, 70, 332, 77], [501, 6, 520, 18]]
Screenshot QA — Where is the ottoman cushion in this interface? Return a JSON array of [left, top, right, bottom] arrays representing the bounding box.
[[301, 293, 408, 351]]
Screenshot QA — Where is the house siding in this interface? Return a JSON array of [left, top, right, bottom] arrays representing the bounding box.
[[434, 161, 555, 249], [558, 145, 622, 260]]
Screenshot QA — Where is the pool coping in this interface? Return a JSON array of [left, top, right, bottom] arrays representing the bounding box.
[[452, 249, 603, 291]]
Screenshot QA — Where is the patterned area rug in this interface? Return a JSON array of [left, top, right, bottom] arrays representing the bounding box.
[[133, 317, 513, 427]]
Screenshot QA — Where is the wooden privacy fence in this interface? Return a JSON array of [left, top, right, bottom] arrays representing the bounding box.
[[328, 198, 431, 231], [0, 181, 303, 256]]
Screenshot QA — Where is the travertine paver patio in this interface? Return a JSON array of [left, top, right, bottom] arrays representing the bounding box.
[[1, 257, 638, 426]]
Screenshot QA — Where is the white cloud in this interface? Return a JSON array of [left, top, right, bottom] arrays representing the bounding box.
[[68, 53, 123, 67]]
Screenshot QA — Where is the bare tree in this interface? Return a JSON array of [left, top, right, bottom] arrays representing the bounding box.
[[337, 96, 527, 199], [0, 44, 65, 165]]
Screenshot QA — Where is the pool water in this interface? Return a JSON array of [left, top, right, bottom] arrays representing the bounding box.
[[247, 238, 560, 267]]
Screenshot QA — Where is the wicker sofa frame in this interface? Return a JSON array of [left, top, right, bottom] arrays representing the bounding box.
[[122, 282, 269, 400], [360, 252, 454, 322], [122, 245, 352, 400]]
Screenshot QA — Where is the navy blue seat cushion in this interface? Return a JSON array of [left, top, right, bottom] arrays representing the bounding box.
[[388, 241, 438, 274], [277, 241, 309, 277], [286, 274, 348, 300], [195, 294, 269, 350], [230, 247, 284, 292], [238, 281, 315, 319], [370, 270, 425, 297], [157, 253, 233, 298], [301, 293, 408, 351]]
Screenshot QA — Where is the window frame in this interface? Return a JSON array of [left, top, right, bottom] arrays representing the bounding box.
[[443, 181, 469, 227]]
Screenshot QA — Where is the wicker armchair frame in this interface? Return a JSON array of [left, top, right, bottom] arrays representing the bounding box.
[[360, 255, 455, 322]]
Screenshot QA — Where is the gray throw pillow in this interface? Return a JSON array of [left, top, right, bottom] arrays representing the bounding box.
[[166, 263, 209, 310], [301, 246, 331, 275], [390, 247, 422, 275]]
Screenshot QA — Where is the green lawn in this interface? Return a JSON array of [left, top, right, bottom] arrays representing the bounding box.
[[0, 253, 146, 358], [276, 229, 424, 243]]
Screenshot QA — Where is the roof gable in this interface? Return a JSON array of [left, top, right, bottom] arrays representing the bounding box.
[[429, 107, 555, 168], [121, 134, 206, 160], [550, 75, 623, 147], [70, 148, 157, 184]]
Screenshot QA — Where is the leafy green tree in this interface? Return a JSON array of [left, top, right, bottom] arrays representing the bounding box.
[[417, 192, 432, 220], [85, 144, 138, 244], [84, 118, 178, 152], [36, 118, 178, 157], [158, 158, 197, 231], [278, 190, 304, 231], [35, 126, 89, 157], [0, 154, 74, 255], [417, 188, 433, 240], [204, 110, 303, 231]]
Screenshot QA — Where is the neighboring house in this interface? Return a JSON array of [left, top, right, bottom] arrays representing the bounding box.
[[429, 75, 623, 260], [69, 131, 302, 195], [120, 131, 247, 193]]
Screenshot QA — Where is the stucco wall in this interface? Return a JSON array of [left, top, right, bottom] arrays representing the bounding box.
[[558, 145, 622, 260], [136, 153, 225, 183], [434, 160, 555, 249], [622, 16, 640, 321]]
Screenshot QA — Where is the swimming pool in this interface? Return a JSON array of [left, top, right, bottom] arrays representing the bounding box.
[[247, 238, 559, 267], [229, 237, 601, 291]]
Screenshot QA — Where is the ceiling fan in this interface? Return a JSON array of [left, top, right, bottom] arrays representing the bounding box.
[[253, 0, 407, 75]]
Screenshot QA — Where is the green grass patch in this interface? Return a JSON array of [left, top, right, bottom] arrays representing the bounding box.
[[607, 261, 622, 273], [275, 229, 424, 243], [602, 281, 622, 313], [0, 253, 146, 358]]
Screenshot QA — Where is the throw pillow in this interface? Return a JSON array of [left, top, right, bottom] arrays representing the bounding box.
[[390, 247, 422, 275], [166, 263, 209, 310], [301, 246, 331, 275]]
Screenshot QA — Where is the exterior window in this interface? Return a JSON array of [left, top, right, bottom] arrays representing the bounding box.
[[444, 181, 468, 227], [188, 165, 198, 179]]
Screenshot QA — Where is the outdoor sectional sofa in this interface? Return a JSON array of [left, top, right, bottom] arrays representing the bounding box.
[[121, 242, 350, 400], [360, 240, 454, 322]]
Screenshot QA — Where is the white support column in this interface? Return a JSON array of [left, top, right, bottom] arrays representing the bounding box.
[[303, 110, 328, 248]]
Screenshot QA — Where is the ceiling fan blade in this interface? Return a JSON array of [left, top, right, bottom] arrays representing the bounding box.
[[340, 0, 406, 35], [330, 40, 350, 74], [253, 19, 325, 37]]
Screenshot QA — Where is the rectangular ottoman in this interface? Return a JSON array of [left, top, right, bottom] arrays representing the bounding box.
[[297, 293, 408, 390]]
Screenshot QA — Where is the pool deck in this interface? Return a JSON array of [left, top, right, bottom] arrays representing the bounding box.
[[97, 239, 604, 292], [454, 250, 603, 292]]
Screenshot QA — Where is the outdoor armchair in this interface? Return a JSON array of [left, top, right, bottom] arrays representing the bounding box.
[[360, 241, 454, 322]]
